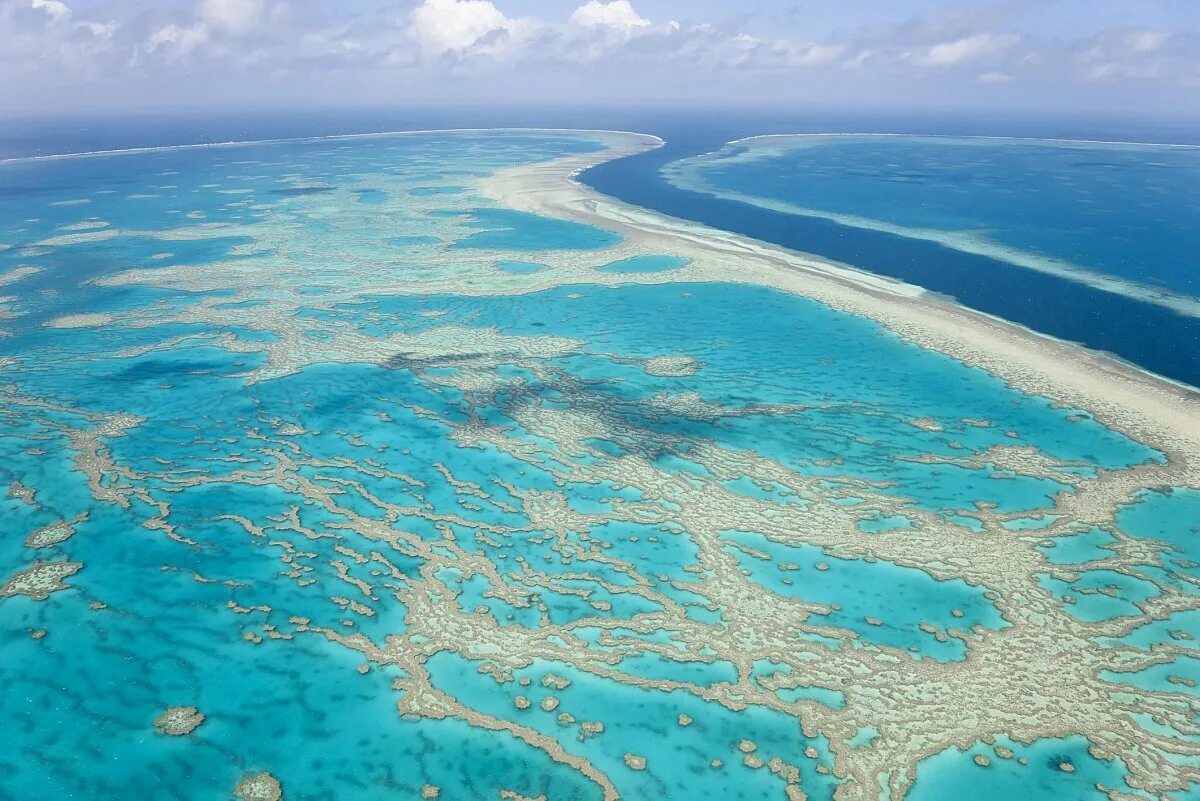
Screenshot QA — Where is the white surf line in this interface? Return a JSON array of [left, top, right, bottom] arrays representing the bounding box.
[[665, 140, 1200, 319], [724, 132, 1200, 149], [668, 131, 1200, 174], [0, 128, 664, 166]]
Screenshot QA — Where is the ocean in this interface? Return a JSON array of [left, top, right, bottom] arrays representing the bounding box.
[[0, 112, 1197, 801], [581, 117, 1200, 389], [6, 109, 1198, 388]]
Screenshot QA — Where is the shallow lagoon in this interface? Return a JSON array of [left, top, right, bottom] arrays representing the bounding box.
[[595, 254, 688, 273]]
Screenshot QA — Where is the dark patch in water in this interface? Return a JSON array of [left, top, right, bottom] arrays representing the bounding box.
[[111, 357, 237, 381], [384, 351, 497, 370], [1045, 754, 1074, 770]]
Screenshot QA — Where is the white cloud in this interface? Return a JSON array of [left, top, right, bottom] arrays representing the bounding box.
[[569, 1, 649, 34], [978, 70, 1011, 84], [30, 0, 70, 22], [1127, 30, 1166, 54], [26, 0, 117, 41], [77, 20, 116, 39], [0, 0, 1196, 112], [784, 42, 846, 67], [198, 0, 265, 36], [408, 0, 512, 56], [1075, 29, 1182, 82], [141, 22, 210, 60], [915, 33, 1019, 67]]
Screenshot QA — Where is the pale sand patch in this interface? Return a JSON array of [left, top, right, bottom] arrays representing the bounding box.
[[644, 355, 703, 377], [45, 313, 114, 329], [33, 229, 120, 247], [0, 265, 40, 287], [153, 706, 205, 736], [57, 220, 110, 232], [479, 133, 1200, 466]]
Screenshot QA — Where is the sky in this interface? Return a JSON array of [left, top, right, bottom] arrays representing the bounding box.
[[1, 0, 1198, 115]]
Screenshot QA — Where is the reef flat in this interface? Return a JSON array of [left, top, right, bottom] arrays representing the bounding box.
[[1, 129, 1198, 801]]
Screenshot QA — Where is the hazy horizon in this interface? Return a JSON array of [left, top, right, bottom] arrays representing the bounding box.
[[2, 0, 1197, 116]]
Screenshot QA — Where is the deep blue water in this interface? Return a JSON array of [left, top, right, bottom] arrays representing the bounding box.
[[668, 136, 1200, 298], [580, 122, 1200, 389]]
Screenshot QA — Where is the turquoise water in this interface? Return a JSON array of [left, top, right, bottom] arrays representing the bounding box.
[[722, 529, 1008, 662], [454, 208, 622, 250], [496, 259, 548, 274], [1117, 487, 1200, 566], [1, 129, 1196, 801], [908, 736, 1138, 801], [595, 254, 689, 273]]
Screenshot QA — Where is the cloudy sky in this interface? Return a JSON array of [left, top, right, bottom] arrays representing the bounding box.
[[2, 0, 1197, 114]]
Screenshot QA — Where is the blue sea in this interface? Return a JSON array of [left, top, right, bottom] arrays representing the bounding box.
[[1, 112, 1198, 801], [583, 119, 1200, 388], [666, 134, 1200, 302]]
